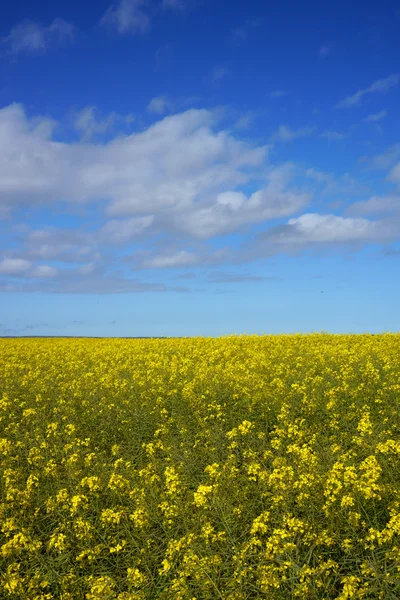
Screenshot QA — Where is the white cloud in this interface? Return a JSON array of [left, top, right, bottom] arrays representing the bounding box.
[[24, 229, 96, 262], [234, 112, 255, 130], [73, 106, 120, 140], [78, 263, 97, 275], [147, 96, 171, 115], [347, 195, 400, 216], [23, 217, 152, 261], [0, 104, 270, 222], [305, 168, 334, 184], [2, 18, 75, 55], [0, 258, 31, 275], [174, 174, 310, 238], [336, 74, 399, 108], [271, 125, 315, 143], [389, 163, 400, 185], [99, 216, 154, 244], [100, 0, 150, 34], [259, 213, 396, 247], [139, 250, 199, 268], [365, 109, 387, 122], [0, 103, 314, 247], [31, 265, 58, 278], [363, 144, 400, 170]]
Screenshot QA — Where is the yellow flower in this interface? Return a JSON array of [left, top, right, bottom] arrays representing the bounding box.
[[101, 508, 123, 525], [48, 532, 68, 552], [86, 576, 115, 600], [193, 484, 213, 507], [127, 567, 146, 587]]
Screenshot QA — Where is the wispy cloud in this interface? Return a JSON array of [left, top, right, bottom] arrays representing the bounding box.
[[347, 195, 400, 216], [271, 125, 316, 143], [268, 90, 287, 98], [361, 144, 400, 170], [318, 42, 333, 61], [101, 0, 195, 34], [231, 17, 263, 42], [2, 18, 75, 55], [100, 0, 150, 34], [147, 95, 172, 115], [365, 109, 387, 122], [336, 74, 399, 108], [305, 168, 334, 184], [389, 163, 400, 185], [210, 66, 230, 82], [73, 106, 131, 140], [162, 0, 190, 10], [154, 43, 175, 70], [208, 272, 278, 283], [320, 130, 345, 141], [234, 112, 255, 130], [135, 250, 199, 269]]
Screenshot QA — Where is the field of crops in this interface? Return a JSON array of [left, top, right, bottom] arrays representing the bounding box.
[[1, 334, 400, 599]]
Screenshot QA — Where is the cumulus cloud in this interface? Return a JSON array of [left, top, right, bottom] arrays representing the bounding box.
[[258, 213, 396, 248], [173, 180, 310, 239], [100, 0, 150, 34], [336, 74, 399, 108], [2, 18, 75, 55], [6, 101, 398, 292], [0, 258, 31, 275], [234, 211, 400, 265], [0, 104, 271, 221], [31, 265, 58, 278], [270, 125, 316, 143]]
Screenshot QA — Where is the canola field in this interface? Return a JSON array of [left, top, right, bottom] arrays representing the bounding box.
[[1, 334, 400, 600]]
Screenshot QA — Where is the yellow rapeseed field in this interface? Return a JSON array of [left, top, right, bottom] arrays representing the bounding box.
[[1, 334, 400, 599]]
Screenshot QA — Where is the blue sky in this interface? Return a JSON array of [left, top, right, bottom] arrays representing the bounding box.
[[0, 0, 399, 336]]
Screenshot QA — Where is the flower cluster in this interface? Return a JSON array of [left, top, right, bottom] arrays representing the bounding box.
[[1, 333, 400, 598]]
